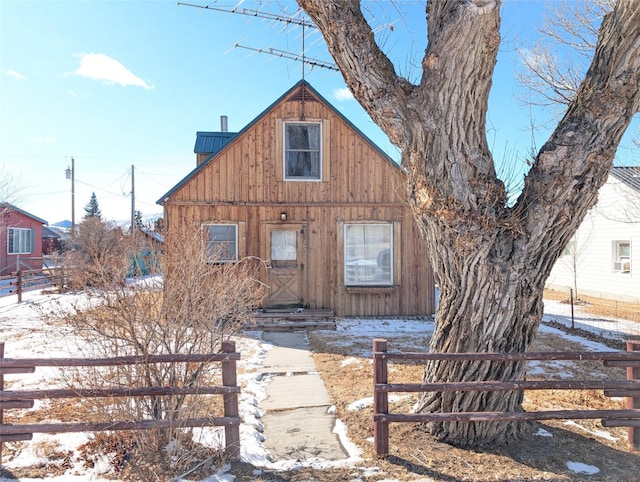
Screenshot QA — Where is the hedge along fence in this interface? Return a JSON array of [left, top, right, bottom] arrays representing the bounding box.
[[0, 341, 241, 463], [372, 339, 640, 457]]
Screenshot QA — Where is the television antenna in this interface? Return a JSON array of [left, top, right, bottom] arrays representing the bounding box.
[[178, 2, 339, 77]]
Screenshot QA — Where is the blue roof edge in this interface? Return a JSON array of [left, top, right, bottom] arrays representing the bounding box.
[[157, 80, 399, 205], [194, 131, 238, 154]]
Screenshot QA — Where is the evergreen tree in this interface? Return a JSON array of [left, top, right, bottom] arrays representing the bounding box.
[[83, 192, 102, 219]]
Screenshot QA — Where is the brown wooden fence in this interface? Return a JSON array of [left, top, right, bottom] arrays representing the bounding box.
[[0, 341, 241, 463], [373, 339, 640, 457], [0, 268, 65, 302]]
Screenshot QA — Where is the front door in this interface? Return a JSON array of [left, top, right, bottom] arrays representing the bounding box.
[[264, 225, 304, 308]]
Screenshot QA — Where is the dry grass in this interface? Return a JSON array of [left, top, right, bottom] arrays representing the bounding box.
[[544, 288, 640, 323], [4, 297, 640, 481], [302, 326, 640, 482]]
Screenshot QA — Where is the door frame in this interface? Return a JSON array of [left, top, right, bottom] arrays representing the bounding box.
[[260, 222, 307, 308]]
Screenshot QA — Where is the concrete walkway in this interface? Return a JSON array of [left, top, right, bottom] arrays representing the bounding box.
[[258, 331, 348, 461]]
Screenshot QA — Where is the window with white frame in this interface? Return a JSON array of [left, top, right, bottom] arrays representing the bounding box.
[[8, 228, 33, 255], [612, 240, 631, 273], [344, 223, 393, 286], [203, 224, 238, 262], [284, 122, 321, 180]]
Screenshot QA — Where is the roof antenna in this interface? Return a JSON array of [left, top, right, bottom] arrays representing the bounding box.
[[179, 4, 339, 71], [300, 23, 306, 120]]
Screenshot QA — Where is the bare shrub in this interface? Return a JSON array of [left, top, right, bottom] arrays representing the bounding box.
[[62, 217, 129, 289], [49, 224, 265, 477]]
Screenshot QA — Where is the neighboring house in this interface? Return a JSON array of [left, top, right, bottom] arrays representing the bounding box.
[[0, 203, 47, 274], [158, 80, 435, 317], [546, 166, 640, 302], [129, 227, 164, 277], [42, 225, 61, 255]]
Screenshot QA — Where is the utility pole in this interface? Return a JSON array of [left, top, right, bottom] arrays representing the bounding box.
[[131, 165, 135, 240], [65, 157, 75, 234]]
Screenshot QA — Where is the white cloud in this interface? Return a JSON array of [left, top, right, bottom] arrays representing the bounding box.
[[71, 53, 154, 89], [35, 135, 56, 143], [333, 87, 354, 101], [5, 69, 26, 80]]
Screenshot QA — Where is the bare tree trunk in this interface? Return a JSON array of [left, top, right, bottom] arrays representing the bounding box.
[[299, 0, 640, 446], [412, 222, 550, 445]]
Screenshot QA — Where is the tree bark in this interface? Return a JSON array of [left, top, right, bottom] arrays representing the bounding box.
[[299, 0, 640, 446]]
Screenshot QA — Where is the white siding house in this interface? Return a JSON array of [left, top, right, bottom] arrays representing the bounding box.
[[546, 166, 640, 302]]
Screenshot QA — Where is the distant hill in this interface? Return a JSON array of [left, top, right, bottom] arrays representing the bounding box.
[[51, 214, 163, 231]]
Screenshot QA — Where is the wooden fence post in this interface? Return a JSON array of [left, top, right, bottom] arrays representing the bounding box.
[[17, 271, 22, 303], [221, 341, 240, 459], [1, 341, 4, 464], [373, 338, 389, 457], [627, 341, 640, 450]]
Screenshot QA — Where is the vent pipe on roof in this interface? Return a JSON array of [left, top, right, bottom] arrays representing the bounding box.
[[220, 115, 228, 132]]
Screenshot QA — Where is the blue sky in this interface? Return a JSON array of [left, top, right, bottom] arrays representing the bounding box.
[[1, 0, 638, 224]]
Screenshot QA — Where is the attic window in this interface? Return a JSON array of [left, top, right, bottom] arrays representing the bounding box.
[[284, 122, 321, 181]]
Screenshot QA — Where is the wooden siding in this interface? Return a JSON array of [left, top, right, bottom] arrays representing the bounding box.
[[170, 98, 401, 206], [165, 204, 432, 316], [163, 86, 435, 316]]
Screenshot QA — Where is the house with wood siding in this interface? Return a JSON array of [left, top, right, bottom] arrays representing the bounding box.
[[158, 80, 435, 317], [0, 203, 47, 275], [546, 166, 640, 302]]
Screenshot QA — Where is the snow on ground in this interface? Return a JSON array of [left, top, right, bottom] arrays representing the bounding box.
[[566, 461, 600, 475], [542, 298, 640, 339], [1, 289, 637, 480]]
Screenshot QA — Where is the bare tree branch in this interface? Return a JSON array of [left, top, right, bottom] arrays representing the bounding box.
[[516, 0, 614, 111]]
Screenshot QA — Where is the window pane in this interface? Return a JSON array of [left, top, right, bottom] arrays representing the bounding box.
[[619, 242, 630, 258], [205, 225, 237, 262], [271, 231, 296, 261], [8, 229, 15, 253], [21, 230, 32, 253], [286, 151, 320, 178], [271, 230, 297, 268], [344, 224, 392, 286], [286, 124, 320, 150], [8, 228, 32, 254], [284, 122, 321, 179]]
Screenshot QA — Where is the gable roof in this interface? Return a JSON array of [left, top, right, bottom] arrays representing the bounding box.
[[0, 203, 47, 225], [157, 80, 398, 205], [610, 166, 640, 192], [194, 131, 238, 155], [42, 225, 61, 238]]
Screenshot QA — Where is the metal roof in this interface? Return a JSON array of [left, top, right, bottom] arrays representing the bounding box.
[[41, 226, 61, 238], [194, 131, 238, 155], [610, 166, 640, 192]]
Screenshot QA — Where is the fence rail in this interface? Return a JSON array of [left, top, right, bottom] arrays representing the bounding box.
[[372, 339, 640, 457], [0, 268, 65, 302], [0, 341, 241, 462]]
